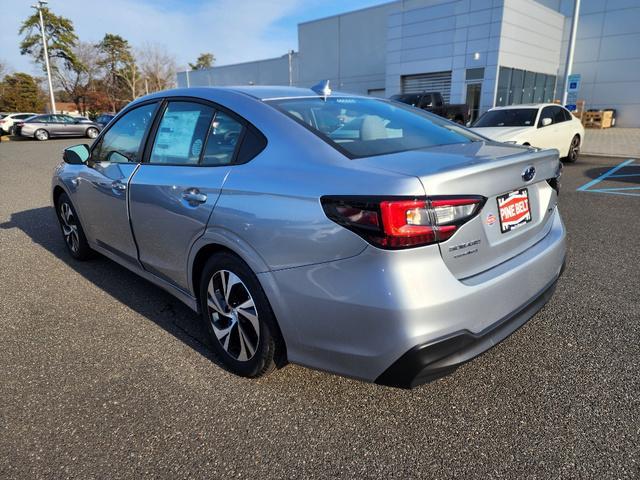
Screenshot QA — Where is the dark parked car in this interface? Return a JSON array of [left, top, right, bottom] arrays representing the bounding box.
[[16, 114, 100, 141], [391, 91, 468, 124], [95, 113, 116, 130]]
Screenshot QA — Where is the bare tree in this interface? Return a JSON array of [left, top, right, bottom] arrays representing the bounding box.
[[138, 43, 177, 93], [53, 42, 102, 114], [118, 54, 142, 102]]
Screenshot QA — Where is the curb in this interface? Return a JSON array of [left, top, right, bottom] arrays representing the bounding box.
[[581, 152, 639, 159]]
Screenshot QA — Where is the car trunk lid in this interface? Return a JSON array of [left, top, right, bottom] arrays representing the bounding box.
[[356, 141, 561, 279]]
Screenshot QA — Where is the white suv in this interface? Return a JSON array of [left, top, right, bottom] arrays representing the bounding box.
[[0, 113, 37, 135]]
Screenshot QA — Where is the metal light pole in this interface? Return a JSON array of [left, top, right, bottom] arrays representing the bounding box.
[[562, 0, 581, 105], [288, 50, 293, 86], [32, 0, 56, 114]]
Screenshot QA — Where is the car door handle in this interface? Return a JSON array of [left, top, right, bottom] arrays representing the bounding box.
[[111, 180, 127, 192], [182, 188, 207, 205]]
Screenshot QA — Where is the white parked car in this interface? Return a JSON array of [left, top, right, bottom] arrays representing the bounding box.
[[471, 104, 584, 163], [0, 112, 37, 135]]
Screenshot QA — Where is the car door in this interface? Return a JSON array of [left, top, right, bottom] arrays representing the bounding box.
[[128, 99, 243, 291], [33, 115, 54, 133], [48, 115, 68, 137], [73, 101, 159, 268], [58, 115, 81, 136], [556, 107, 574, 156]]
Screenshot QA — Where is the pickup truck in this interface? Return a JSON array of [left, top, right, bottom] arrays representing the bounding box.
[[390, 92, 468, 124]]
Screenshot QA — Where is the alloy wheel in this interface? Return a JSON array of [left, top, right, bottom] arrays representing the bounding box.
[[35, 129, 48, 141], [87, 128, 98, 139], [59, 202, 79, 253], [207, 270, 260, 362], [569, 136, 580, 162]]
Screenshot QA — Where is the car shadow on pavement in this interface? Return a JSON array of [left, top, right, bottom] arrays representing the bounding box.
[[583, 165, 640, 185], [0, 205, 219, 366]]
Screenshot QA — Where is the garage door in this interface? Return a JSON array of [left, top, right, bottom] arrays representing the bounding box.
[[401, 71, 452, 103]]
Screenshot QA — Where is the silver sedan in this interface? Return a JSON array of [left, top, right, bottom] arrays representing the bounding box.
[[51, 85, 566, 388], [20, 114, 100, 141]]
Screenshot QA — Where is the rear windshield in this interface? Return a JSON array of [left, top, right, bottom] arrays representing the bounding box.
[[268, 97, 480, 158], [473, 108, 538, 127]]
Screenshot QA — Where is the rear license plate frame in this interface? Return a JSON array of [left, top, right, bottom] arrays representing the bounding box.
[[497, 188, 532, 234]]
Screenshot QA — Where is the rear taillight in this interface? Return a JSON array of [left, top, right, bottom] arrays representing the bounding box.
[[321, 196, 484, 249], [546, 162, 562, 195]]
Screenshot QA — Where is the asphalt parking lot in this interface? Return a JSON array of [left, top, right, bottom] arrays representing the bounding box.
[[1, 138, 638, 479]]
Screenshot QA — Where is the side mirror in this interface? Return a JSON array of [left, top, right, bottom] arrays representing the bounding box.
[[541, 117, 553, 127], [63, 144, 90, 164]]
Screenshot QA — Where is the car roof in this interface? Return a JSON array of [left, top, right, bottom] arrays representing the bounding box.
[[136, 86, 367, 103], [489, 103, 563, 111]]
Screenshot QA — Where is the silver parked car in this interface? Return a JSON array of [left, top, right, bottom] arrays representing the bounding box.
[[19, 114, 100, 141], [51, 85, 566, 388]]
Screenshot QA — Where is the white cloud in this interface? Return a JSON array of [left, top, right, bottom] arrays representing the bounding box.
[[0, 0, 301, 75]]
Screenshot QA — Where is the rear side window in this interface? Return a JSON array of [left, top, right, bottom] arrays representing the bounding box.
[[269, 96, 480, 158], [92, 102, 157, 163], [552, 106, 567, 124], [236, 126, 267, 164], [149, 101, 215, 165], [201, 111, 243, 166]]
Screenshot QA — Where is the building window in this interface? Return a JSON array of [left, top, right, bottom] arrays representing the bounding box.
[[497, 67, 556, 107], [465, 68, 485, 81]]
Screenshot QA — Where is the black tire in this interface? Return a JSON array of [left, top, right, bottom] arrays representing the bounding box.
[[55, 193, 93, 260], [563, 135, 580, 163], [86, 127, 99, 139], [199, 252, 281, 378], [35, 129, 49, 141]]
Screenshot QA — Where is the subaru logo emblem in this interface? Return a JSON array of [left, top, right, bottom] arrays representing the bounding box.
[[522, 166, 536, 182]]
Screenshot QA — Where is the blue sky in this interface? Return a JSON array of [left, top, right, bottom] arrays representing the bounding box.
[[0, 0, 387, 75]]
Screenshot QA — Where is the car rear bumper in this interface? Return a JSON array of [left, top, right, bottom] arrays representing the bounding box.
[[260, 208, 566, 386], [375, 263, 564, 388]]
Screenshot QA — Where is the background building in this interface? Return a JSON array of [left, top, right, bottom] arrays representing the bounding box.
[[177, 0, 640, 126]]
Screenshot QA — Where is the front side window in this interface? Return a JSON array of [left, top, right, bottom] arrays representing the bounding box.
[[269, 97, 480, 158], [53, 115, 73, 123], [92, 102, 157, 163], [538, 106, 556, 127], [473, 108, 539, 128], [149, 102, 215, 165]]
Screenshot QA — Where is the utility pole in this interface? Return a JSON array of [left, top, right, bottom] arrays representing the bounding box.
[[562, 0, 581, 105], [32, 0, 56, 113], [186, 68, 190, 88], [288, 50, 293, 86]]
